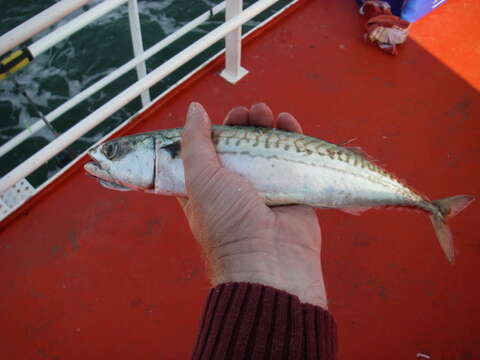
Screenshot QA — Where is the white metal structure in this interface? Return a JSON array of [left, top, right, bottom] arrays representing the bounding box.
[[0, 0, 298, 220], [0, 0, 92, 57], [127, 0, 151, 107], [221, 0, 249, 83], [28, 0, 129, 58]]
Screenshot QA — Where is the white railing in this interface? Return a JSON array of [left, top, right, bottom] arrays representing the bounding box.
[[0, 0, 298, 219], [127, 0, 150, 107], [0, 0, 93, 57], [28, 0, 130, 58], [221, 0, 249, 83]]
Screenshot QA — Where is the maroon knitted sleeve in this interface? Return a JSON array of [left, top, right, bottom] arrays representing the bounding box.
[[192, 283, 337, 360]]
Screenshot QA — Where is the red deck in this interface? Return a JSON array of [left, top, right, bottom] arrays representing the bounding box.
[[1, 0, 479, 358]]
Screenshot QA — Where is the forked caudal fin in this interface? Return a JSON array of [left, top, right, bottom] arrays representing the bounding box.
[[429, 195, 474, 264]]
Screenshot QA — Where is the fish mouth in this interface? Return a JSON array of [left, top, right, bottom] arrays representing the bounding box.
[[84, 160, 108, 179], [84, 161, 131, 191]]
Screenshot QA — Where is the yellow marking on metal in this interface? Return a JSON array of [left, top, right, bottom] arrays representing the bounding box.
[[0, 50, 31, 80]]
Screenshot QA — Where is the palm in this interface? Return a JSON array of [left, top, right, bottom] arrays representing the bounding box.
[[178, 103, 327, 307]]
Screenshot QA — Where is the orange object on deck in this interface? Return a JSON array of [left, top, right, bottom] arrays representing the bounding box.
[[0, 0, 479, 359]]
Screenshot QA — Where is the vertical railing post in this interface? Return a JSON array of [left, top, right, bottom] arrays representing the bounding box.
[[127, 0, 151, 106], [220, 0, 248, 84]]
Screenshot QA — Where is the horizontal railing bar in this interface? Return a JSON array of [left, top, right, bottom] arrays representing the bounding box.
[[0, 0, 279, 195], [0, 2, 226, 158], [28, 0, 129, 58], [0, 0, 93, 57]]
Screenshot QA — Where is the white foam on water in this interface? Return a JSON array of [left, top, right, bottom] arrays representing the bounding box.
[[155, 13, 178, 35], [90, 0, 177, 32]]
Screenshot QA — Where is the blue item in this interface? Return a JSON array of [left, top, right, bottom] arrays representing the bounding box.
[[355, 0, 405, 16], [385, 0, 404, 16], [401, 0, 449, 22], [355, 0, 449, 22]]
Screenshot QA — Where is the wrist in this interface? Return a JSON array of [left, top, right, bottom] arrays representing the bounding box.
[[209, 249, 282, 289], [208, 250, 327, 309], [213, 275, 327, 309]]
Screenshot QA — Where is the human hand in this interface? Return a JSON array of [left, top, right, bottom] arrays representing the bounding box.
[[177, 102, 327, 308]]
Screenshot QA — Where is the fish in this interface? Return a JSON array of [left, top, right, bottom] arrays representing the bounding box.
[[84, 125, 474, 263]]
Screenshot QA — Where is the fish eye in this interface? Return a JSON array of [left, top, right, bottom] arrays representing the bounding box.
[[101, 142, 118, 160]]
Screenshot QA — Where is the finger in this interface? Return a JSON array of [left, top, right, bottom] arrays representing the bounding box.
[[249, 103, 274, 128], [277, 112, 303, 133], [224, 106, 249, 125], [181, 102, 220, 185]]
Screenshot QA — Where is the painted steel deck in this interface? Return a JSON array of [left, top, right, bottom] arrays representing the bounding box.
[[1, 0, 479, 358]]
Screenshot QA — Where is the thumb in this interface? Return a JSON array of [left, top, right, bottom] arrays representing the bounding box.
[[181, 102, 220, 188]]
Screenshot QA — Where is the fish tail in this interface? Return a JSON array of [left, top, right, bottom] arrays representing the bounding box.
[[429, 195, 474, 263]]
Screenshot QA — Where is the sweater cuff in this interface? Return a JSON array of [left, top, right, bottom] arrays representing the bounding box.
[[192, 282, 337, 360]]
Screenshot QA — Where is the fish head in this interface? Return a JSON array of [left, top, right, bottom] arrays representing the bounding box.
[[84, 135, 155, 192]]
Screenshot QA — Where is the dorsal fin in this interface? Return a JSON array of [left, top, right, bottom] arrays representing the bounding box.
[[345, 146, 378, 163], [338, 137, 357, 146]]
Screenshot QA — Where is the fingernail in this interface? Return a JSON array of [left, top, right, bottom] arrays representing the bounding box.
[[187, 102, 206, 127]]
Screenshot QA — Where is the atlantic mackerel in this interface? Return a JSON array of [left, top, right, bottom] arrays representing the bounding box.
[[84, 126, 473, 263]]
